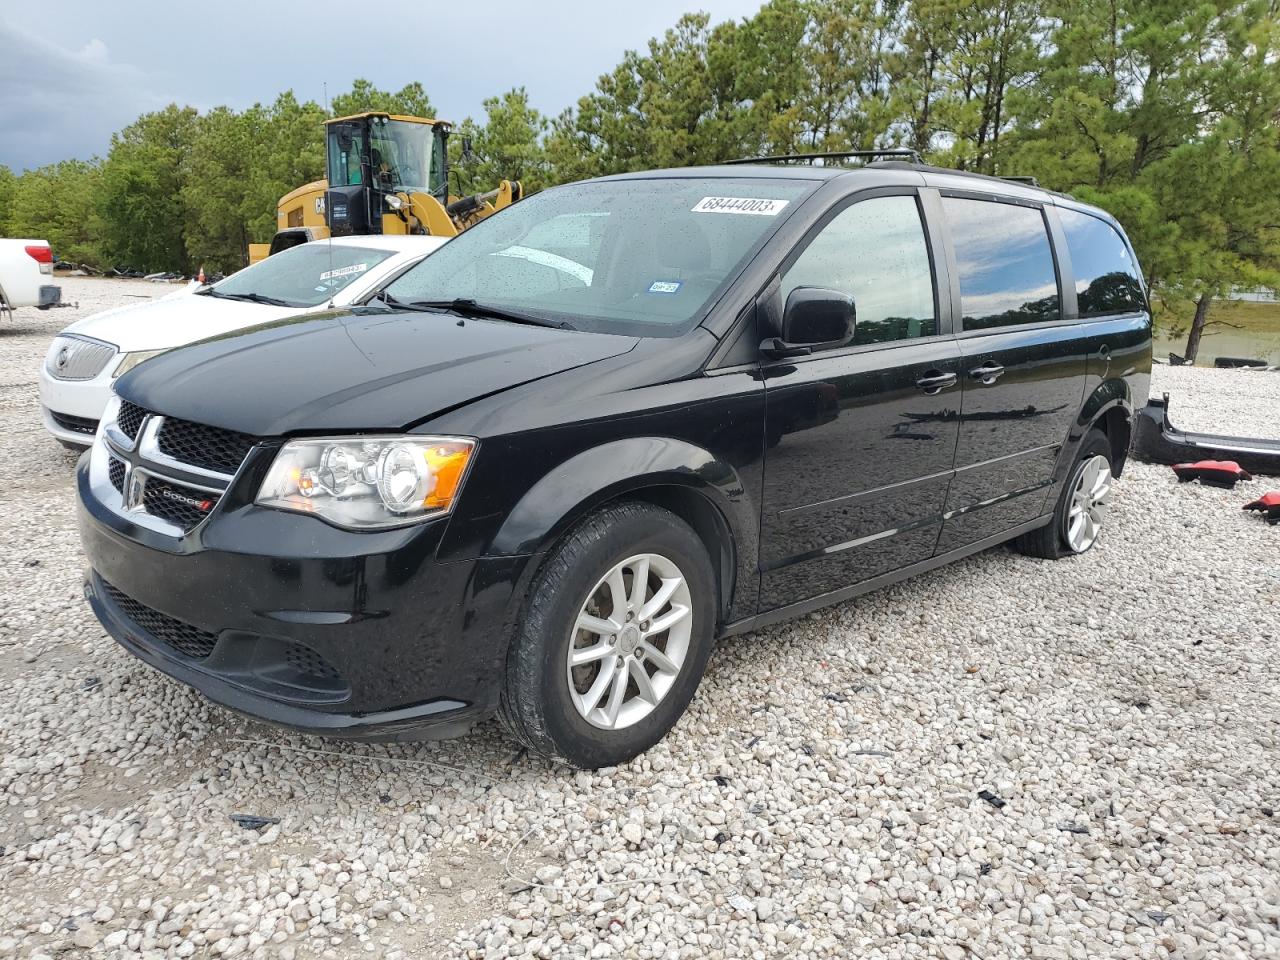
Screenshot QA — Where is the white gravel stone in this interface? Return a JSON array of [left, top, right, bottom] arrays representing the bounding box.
[[1, 279, 1278, 958]]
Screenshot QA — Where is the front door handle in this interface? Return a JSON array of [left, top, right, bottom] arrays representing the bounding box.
[[915, 370, 958, 394], [969, 362, 1005, 385]]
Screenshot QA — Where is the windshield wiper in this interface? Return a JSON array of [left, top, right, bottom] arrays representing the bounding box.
[[409, 298, 573, 330], [198, 289, 298, 307]]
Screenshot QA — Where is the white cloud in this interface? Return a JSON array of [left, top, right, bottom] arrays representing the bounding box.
[[77, 38, 110, 63]]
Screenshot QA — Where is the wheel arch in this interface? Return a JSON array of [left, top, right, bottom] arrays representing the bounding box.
[[1077, 377, 1135, 477], [487, 437, 756, 624]]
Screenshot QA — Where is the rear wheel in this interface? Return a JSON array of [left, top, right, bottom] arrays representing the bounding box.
[[499, 501, 716, 769], [1015, 429, 1114, 559]]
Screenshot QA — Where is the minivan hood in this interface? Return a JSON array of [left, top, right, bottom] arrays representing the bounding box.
[[62, 291, 300, 353], [118, 309, 638, 436]]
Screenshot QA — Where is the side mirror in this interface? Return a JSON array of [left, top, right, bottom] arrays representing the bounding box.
[[762, 287, 855, 359], [460, 136, 475, 164]]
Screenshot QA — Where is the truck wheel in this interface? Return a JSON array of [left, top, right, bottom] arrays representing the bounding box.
[[1015, 428, 1114, 560], [499, 501, 716, 769]]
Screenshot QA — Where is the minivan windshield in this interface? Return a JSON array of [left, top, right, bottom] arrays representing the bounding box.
[[205, 243, 397, 308], [383, 177, 814, 336]]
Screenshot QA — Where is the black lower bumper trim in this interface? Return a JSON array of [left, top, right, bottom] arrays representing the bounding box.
[[1131, 394, 1280, 477], [87, 571, 485, 742]]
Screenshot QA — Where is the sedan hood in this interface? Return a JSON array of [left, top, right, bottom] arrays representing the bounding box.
[[61, 290, 299, 353], [118, 309, 638, 436]]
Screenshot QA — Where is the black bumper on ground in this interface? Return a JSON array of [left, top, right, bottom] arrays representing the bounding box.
[[1132, 393, 1280, 477], [76, 455, 532, 741]]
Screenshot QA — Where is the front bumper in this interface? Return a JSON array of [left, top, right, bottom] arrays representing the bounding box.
[[77, 453, 530, 740], [39, 363, 115, 447]]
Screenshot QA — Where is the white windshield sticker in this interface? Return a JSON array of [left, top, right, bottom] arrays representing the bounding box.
[[319, 262, 369, 281], [648, 280, 682, 294], [692, 196, 789, 216]]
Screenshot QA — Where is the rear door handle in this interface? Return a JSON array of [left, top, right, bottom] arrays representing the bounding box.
[[915, 370, 958, 394], [969, 362, 1005, 385]]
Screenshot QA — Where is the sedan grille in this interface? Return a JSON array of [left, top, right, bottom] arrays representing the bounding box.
[[101, 580, 218, 659], [157, 417, 257, 475], [50, 410, 99, 436], [46, 336, 115, 381]]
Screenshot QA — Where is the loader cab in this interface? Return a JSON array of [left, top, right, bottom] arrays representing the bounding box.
[[324, 114, 449, 237]]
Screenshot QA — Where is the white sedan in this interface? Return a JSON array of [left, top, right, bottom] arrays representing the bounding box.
[[39, 236, 446, 447]]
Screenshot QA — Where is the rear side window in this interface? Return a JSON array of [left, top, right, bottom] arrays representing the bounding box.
[[782, 194, 937, 346], [944, 197, 1060, 331], [1058, 208, 1146, 317]]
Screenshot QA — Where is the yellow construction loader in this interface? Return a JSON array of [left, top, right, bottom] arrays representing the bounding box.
[[248, 113, 521, 263]]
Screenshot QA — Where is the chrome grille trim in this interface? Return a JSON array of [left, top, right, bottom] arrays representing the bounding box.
[[46, 335, 116, 381], [91, 398, 256, 537]]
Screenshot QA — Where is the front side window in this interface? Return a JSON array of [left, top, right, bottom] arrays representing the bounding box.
[[944, 197, 1060, 331], [782, 194, 937, 346], [1058, 207, 1146, 318], [384, 177, 815, 337], [210, 243, 396, 307]]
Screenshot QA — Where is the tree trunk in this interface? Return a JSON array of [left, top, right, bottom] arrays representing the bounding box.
[[1185, 293, 1212, 365]]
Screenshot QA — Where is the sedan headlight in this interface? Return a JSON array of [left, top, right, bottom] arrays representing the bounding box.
[[256, 436, 476, 529], [113, 349, 167, 378]]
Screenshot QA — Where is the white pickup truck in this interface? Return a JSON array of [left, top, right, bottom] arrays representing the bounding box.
[[0, 239, 61, 315]]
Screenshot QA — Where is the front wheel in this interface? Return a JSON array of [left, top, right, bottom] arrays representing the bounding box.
[[1015, 428, 1115, 559], [499, 501, 717, 769]]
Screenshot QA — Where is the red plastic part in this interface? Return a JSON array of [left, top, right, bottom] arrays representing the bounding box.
[[1172, 459, 1254, 485], [24, 244, 52, 264], [1244, 491, 1280, 510]]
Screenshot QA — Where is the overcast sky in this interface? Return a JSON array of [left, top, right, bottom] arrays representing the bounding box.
[[0, 0, 764, 172]]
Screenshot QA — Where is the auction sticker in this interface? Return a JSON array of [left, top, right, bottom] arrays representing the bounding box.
[[648, 280, 683, 294], [319, 262, 369, 281], [692, 196, 789, 216]]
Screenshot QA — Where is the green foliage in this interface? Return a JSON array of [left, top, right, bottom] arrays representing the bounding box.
[[97, 105, 200, 273], [0, 165, 15, 235], [330, 80, 436, 120], [7, 160, 104, 265], [449, 88, 551, 195]]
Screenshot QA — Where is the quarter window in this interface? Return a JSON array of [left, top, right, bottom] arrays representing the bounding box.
[[1058, 208, 1146, 317], [782, 195, 937, 346], [944, 197, 1060, 330]]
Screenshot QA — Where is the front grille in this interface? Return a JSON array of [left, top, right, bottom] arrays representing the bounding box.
[[108, 457, 126, 493], [101, 581, 217, 659], [157, 417, 256, 475], [50, 410, 99, 436], [142, 476, 218, 531], [46, 336, 115, 380], [284, 643, 341, 681], [117, 400, 146, 441]]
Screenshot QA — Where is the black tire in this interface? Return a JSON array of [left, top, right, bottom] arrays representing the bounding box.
[[498, 501, 717, 769], [1014, 428, 1113, 559]]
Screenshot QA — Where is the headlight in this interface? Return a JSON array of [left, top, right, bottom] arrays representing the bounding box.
[[256, 436, 476, 529], [113, 349, 167, 378]]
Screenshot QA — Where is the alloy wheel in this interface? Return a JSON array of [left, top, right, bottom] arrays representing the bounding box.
[[566, 553, 693, 730], [1065, 454, 1113, 553]]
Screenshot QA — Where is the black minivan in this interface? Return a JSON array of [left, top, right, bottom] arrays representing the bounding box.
[[77, 159, 1151, 768]]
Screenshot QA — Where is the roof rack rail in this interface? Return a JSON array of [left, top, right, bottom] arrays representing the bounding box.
[[999, 175, 1040, 187], [724, 149, 924, 166]]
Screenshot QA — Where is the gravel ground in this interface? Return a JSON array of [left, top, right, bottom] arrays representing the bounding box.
[[2, 276, 1278, 960]]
